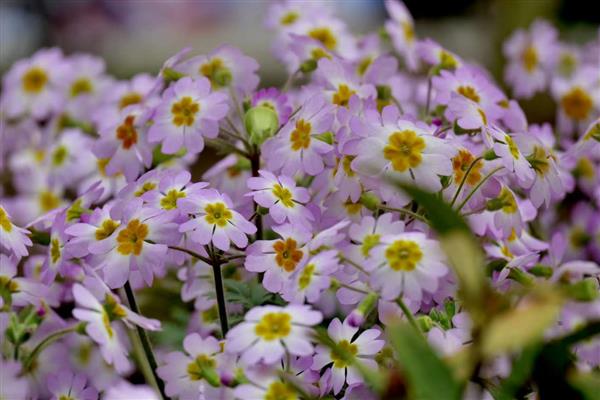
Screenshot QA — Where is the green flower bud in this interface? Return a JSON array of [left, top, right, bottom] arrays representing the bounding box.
[[300, 59, 318, 74], [483, 149, 499, 160], [162, 67, 186, 84], [564, 278, 599, 302], [417, 315, 435, 332], [245, 106, 279, 146], [359, 192, 381, 211]]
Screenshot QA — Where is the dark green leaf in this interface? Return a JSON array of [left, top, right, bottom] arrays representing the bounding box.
[[387, 322, 462, 400]]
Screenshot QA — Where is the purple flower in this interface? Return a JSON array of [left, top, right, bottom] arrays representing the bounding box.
[[179, 188, 256, 251], [47, 371, 98, 400], [148, 76, 229, 155], [252, 87, 292, 126]]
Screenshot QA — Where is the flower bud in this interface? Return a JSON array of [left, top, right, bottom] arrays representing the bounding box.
[[359, 192, 381, 211], [564, 278, 599, 302], [348, 292, 379, 328], [300, 59, 318, 73], [417, 315, 435, 332], [245, 106, 279, 146]]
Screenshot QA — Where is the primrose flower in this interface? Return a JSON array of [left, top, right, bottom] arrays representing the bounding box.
[[447, 93, 490, 131], [490, 128, 535, 187], [93, 106, 153, 182], [40, 212, 71, 284], [245, 223, 311, 293], [65, 203, 120, 258], [141, 169, 208, 213], [1, 48, 66, 119], [315, 58, 376, 108], [247, 170, 314, 228], [351, 108, 454, 192], [312, 318, 384, 395], [47, 371, 98, 400], [87, 198, 180, 288], [46, 128, 96, 187], [179, 188, 256, 251], [148, 76, 229, 155], [0, 254, 47, 309], [347, 213, 405, 265], [226, 304, 322, 364], [0, 360, 29, 400], [72, 283, 160, 373], [263, 94, 334, 176], [176, 45, 260, 94], [370, 232, 447, 302], [157, 333, 227, 398], [0, 205, 32, 258], [282, 249, 340, 304], [60, 53, 108, 119], [384, 0, 418, 70], [503, 20, 558, 98]]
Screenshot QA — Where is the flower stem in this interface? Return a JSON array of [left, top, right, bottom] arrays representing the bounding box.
[[395, 297, 422, 336], [250, 146, 263, 240], [450, 156, 483, 207], [377, 204, 428, 223], [168, 245, 213, 265], [455, 166, 503, 212], [209, 251, 229, 336], [124, 282, 169, 400], [24, 325, 80, 370]]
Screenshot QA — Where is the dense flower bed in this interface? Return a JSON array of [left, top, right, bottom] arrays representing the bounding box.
[[1, 1, 599, 399]]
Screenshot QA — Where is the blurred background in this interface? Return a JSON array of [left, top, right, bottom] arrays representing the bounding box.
[[1, 0, 598, 86]]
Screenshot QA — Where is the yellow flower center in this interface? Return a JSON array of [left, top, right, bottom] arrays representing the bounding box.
[[95, 219, 120, 241], [171, 96, 200, 127], [202, 305, 219, 323], [452, 149, 483, 185], [330, 339, 358, 368], [402, 21, 415, 42], [456, 85, 480, 103], [59, 395, 75, 400], [255, 312, 292, 341], [383, 130, 426, 172], [574, 157, 595, 179], [116, 115, 138, 150], [50, 238, 61, 264], [204, 202, 233, 227], [272, 184, 294, 208], [134, 181, 157, 197], [332, 84, 356, 107], [160, 189, 186, 210], [264, 381, 297, 400], [290, 119, 311, 151], [273, 238, 304, 272], [498, 187, 518, 214], [558, 53, 577, 77], [527, 146, 551, 176], [344, 201, 362, 215], [52, 145, 68, 166], [561, 87, 593, 121], [280, 11, 299, 26], [439, 51, 458, 69], [342, 156, 356, 177], [200, 58, 232, 89], [39, 191, 60, 212], [385, 240, 423, 271], [298, 263, 315, 290], [310, 47, 331, 61], [308, 27, 337, 50], [70, 78, 93, 97], [357, 57, 372, 76], [361, 234, 380, 258], [22, 67, 48, 94], [119, 92, 142, 110], [504, 135, 520, 159], [116, 219, 148, 256], [187, 354, 217, 381], [0, 207, 12, 232], [97, 158, 110, 177], [102, 294, 127, 338], [521, 45, 538, 73]]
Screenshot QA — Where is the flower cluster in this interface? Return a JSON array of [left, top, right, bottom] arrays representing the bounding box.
[[1, 1, 599, 399]]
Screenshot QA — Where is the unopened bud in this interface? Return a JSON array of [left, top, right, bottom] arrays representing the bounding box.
[[564, 278, 599, 302], [348, 292, 379, 328], [417, 315, 434, 332], [300, 59, 318, 74], [359, 192, 381, 211], [245, 106, 279, 146]]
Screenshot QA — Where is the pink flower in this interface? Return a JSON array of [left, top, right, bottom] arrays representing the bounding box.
[[247, 170, 314, 228], [226, 304, 322, 364], [47, 371, 98, 400], [0, 205, 32, 258], [148, 76, 229, 155], [179, 188, 256, 251]]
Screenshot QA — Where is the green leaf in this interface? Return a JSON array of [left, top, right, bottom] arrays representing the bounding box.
[[480, 287, 563, 358], [387, 322, 462, 400], [224, 279, 284, 309], [569, 371, 600, 400]]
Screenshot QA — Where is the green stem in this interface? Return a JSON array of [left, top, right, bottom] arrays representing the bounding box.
[[337, 282, 370, 295], [450, 156, 483, 207], [209, 250, 229, 336], [24, 325, 79, 370], [168, 245, 213, 265], [339, 255, 370, 276], [124, 282, 169, 400], [395, 297, 422, 336], [377, 204, 428, 223], [455, 166, 504, 212], [250, 146, 263, 241]]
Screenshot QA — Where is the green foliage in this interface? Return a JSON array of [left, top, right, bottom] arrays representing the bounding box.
[[224, 279, 285, 310], [387, 322, 462, 400]]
